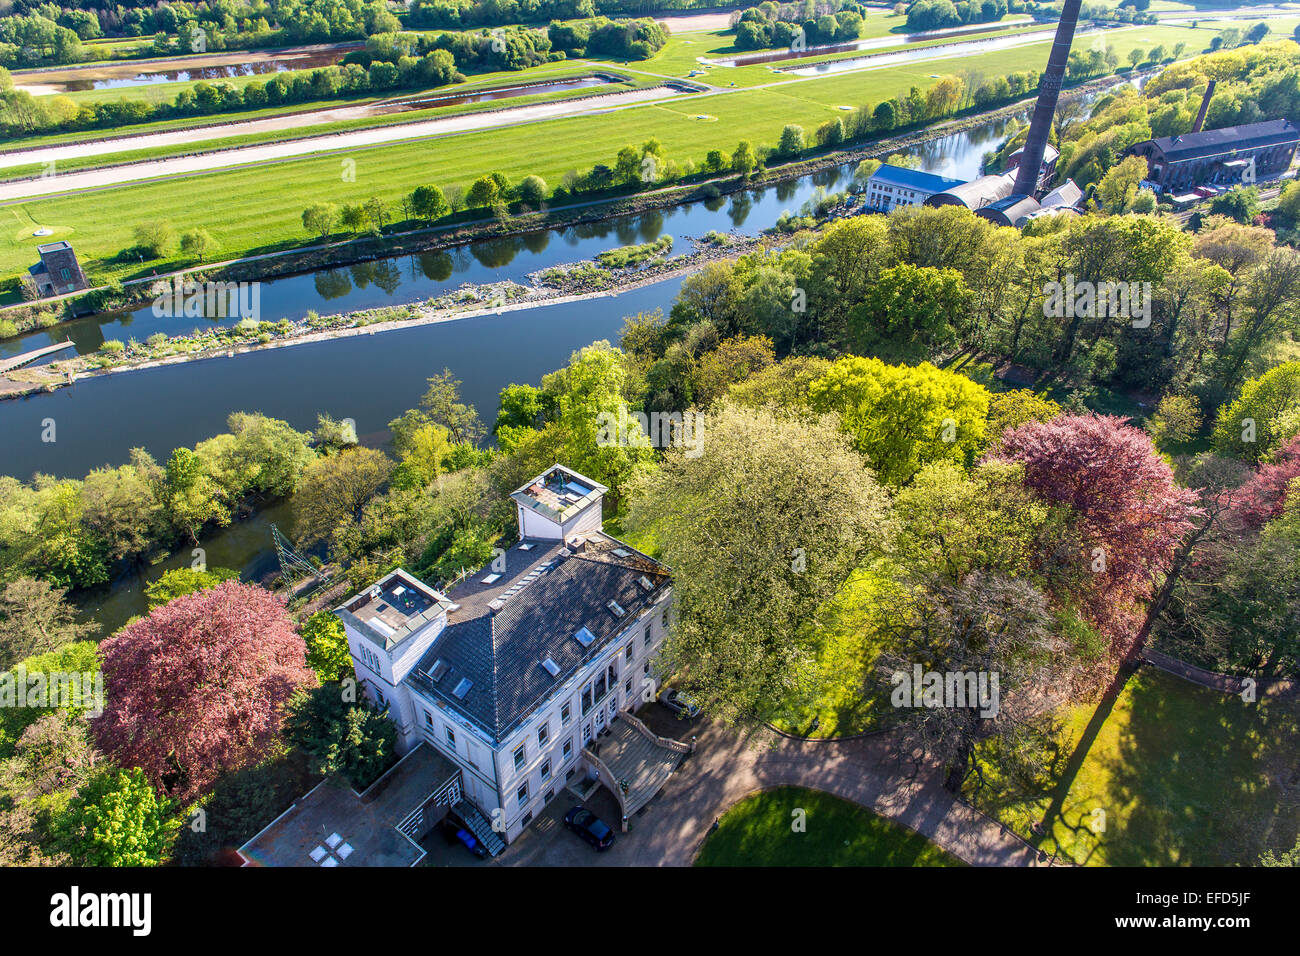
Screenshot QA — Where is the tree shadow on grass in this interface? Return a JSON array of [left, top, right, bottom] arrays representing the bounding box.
[[1093, 669, 1300, 866]]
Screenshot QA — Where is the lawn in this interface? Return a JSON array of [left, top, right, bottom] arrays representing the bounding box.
[[0, 21, 1213, 284], [970, 667, 1300, 866], [695, 786, 963, 866]]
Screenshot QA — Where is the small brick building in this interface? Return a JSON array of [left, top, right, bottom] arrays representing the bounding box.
[[28, 241, 88, 296]]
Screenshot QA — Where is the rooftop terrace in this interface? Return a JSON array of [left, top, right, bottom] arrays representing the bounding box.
[[339, 569, 450, 651], [510, 464, 608, 524]]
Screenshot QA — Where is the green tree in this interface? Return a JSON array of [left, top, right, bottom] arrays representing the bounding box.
[[0, 578, 95, 670], [302, 202, 339, 241], [283, 684, 398, 789], [411, 184, 449, 223], [293, 447, 393, 548], [420, 369, 485, 445], [809, 357, 991, 486], [518, 174, 548, 206], [1209, 185, 1261, 224], [179, 228, 218, 262], [466, 175, 501, 209], [777, 123, 805, 158], [143, 566, 239, 609], [986, 390, 1062, 442], [1094, 155, 1149, 213], [1212, 362, 1300, 461], [731, 140, 757, 176], [54, 767, 176, 866], [301, 611, 352, 682], [622, 402, 891, 724], [848, 263, 970, 361], [133, 220, 173, 259], [1148, 394, 1203, 448], [163, 447, 227, 542], [339, 202, 368, 234]]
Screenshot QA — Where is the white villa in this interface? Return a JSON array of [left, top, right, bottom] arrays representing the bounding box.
[[241, 465, 688, 866]]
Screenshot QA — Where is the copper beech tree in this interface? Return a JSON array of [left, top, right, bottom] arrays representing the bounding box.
[[93, 581, 315, 803], [990, 413, 1203, 656]]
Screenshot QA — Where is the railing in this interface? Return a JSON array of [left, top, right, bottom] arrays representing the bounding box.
[[622, 711, 693, 754], [581, 746, 630, 830]]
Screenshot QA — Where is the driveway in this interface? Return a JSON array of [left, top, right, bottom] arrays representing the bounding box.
[[495, 707, 1045, 867]]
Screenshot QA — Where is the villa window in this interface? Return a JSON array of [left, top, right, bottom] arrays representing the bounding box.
[[424, 711, 433, 727], [563, 739, 572, 760], [643, 661, 650, 676], [513, 744, 525, 771], [445, 727, 456, 747], [625, 643, 634, 663], [581, 687, 592, 715], [561, 703, 571, 725], [625, 679, 632, 696], [537, 723, 549, 747], [517, 783, 529, 805], [540, 760, 551, 781]]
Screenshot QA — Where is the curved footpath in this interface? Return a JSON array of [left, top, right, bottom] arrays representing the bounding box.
[[615, 719, 1045, 867]]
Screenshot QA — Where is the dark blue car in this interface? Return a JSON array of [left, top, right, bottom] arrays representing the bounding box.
[[564, 806, 615, 850]]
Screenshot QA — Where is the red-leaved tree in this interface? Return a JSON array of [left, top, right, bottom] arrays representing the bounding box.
[[93, 581, 315, 802], [1231, 434, 1300, 528], [990, 414, 1202, 654]]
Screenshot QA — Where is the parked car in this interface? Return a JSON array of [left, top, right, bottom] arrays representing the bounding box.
[[439, 816, 488, 858], [660, 687, 700, 719], [563, 806, 615, 851]]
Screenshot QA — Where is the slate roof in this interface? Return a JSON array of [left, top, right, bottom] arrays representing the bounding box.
[[1143, 119, 1300, 162], [867, 163, 965, 194], [406, 533, 670, 743]]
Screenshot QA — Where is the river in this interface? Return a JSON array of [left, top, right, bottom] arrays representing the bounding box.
[[0, 111, 1024, 631]]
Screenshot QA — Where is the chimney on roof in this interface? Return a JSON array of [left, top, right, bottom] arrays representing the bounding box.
[[1012, 0, 1082, 200], [1192, 79, 1216, 134], [567, 535, 585, 554]]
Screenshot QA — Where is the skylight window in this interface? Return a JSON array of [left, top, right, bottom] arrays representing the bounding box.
[[452, 678, 473, 699], [574, 627, 596, 648], [607, 600, 626, 618], [518, 543, 535, 551], [429, 659, 449, 682], [481, 573, 502, 584], [637, 575, 655, 592], [611, 548, 630, 557], [540, 658, 561, 677]]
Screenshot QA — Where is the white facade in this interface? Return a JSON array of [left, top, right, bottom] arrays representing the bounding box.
[[413, 594, 669, 842], [337, 465, 672, 846]]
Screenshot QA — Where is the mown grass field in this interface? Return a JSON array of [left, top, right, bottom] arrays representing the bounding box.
[[695, 786, 964, 866], [0, 69, 651, 183], [971, 667, 1300, 866], [0, 22, 1217, 283]]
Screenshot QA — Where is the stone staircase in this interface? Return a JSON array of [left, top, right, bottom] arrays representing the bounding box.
[[585, 715, 689, 825], [452, 799, 506, 857]]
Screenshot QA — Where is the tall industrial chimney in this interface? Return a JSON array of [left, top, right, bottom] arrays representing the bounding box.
[[1192, 79, 1216, 133], [1012, 0, 1084, 198]]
